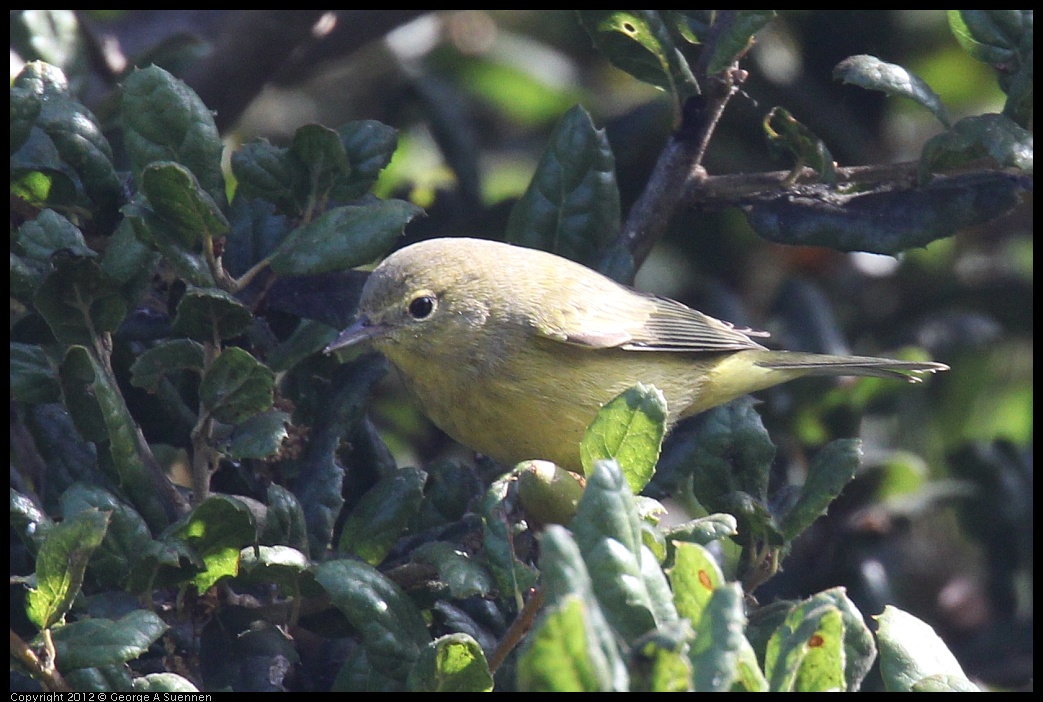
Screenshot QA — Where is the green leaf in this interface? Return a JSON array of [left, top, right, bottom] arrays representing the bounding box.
[[100, 217, 159, 290], [10, 342, 61, 404], [122, 201, 216, 287], [141, 161, 230, 249], [518, 595, 609, 692], [132, 673, 200, 692], [505, 105, 620, 267], [267, 199, 424, 275], [121, 65, 226, 206], [833, 55, 951, 127], [26, 508, 109, 630], [34, 253, 127, 347], [920, 113, 1033, 177], [629, 621, 694, 692], [763, 107, 837, 184], [51, 610, 168, 672], [199, 347, 274, 424], [811, 588, 876, 691], [875, 606, 980, 692], [129, 338, 205, 392], [174, 495, 257, 592], [669, 541, 725, 627], [664, 512, 738, 545], [688, 583, 748, 691], [171, 286, 253, 343], [580, 383, 667, 494], [334, 120, 400, 200], [764, 600, 844, 691], [339, 466, 427, 565], [780, 439, 862, 541], [407, 633, 494, 692], [572, 460, 658, 642], [577, 11, 697, 100], [525, 525, 628, 691], [224, 409, 290, 460], [314, 559, 431, 682]]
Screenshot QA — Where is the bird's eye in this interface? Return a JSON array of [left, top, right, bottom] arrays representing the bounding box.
[[408, 294, 436, 320]]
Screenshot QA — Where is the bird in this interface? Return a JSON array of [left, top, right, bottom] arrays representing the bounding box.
[[325, 237, 947, 472]]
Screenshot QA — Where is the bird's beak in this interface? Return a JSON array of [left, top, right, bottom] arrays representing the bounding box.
[[324, 315, 385, 355]]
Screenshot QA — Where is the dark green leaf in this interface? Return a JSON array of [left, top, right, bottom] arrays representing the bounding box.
[[686, 398, 775, 510], [11, 342, 61, 404], [100, 217, 159, 290], [59, 346, 174, 531], [664, 512, 738, 545], [122, 202, 216, 287], [129, 338, 205, 393], [238, 545, 309, 593], [174, 495, 257, 592], [412, 542, 494, 599], [10, 487, 54, 555], [230, 139, 302, 215], [16, 209, 93, 263], [199, 346, 274, 424], [505, 105, 620, 267], [702, 10, 776, 74], [580, 383, 667, 494], [260, 484, 310, 552], [27, 508, 109, 629], [291, 124, 348, 205], [407, 633, 494, 692], [334, 120, 399, 200], [947, 10, 1029, 67], [267, 199, 423, 275], [833, 55, 951, 127], [315, 559, 431, 682], [339, 466, 427, 565], [480, 473, 539, 597], [171, 286, 253, 342], [224, 409, 290, 460], [34, 253, 126, 347], [141, 161, 230, 249], [780, 439, 862, 541], [60, 483, 153, 589], [920, 113, 1033, 177], [121, 65, 226, 206], [51, 610, 168, 671], [11, 62, 121, 217]]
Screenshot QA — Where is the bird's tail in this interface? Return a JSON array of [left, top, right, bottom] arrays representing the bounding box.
[[754, 352, 949, 383]]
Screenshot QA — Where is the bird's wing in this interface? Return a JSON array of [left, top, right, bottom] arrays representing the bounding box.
[[534, 288, 768, 353]]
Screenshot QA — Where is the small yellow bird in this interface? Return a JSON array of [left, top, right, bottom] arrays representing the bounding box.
[[325, 237, 947, 472]]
